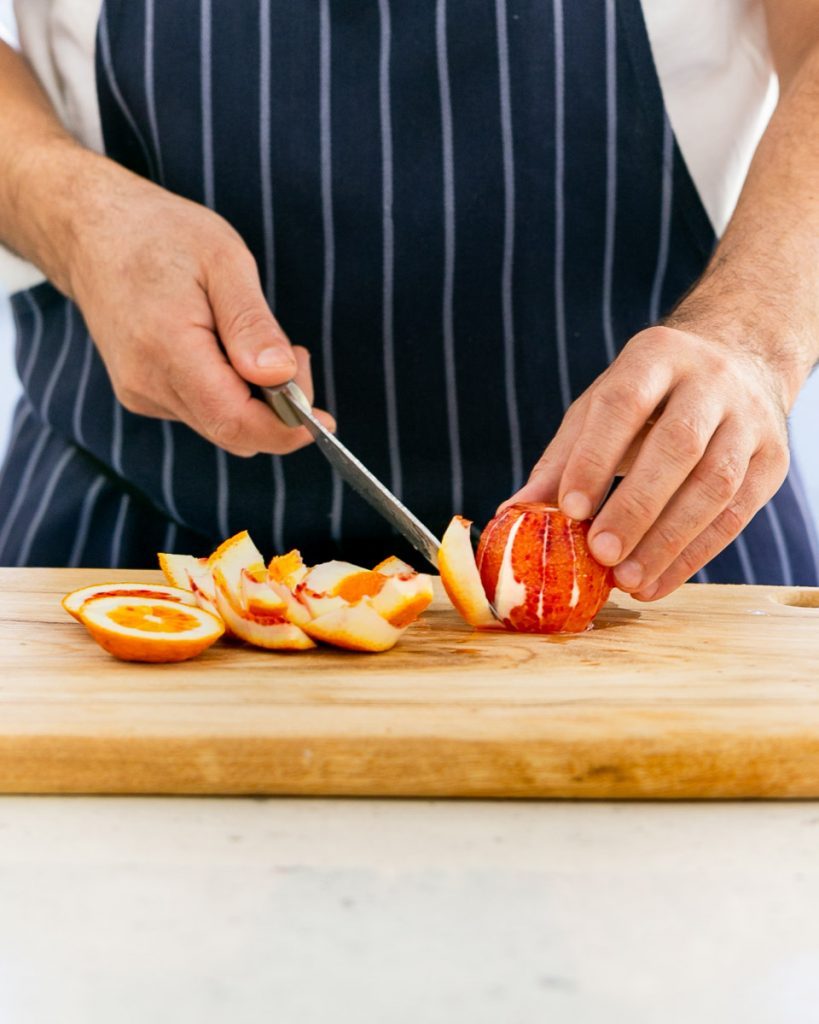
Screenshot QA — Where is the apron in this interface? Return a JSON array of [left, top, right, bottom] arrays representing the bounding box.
[[2, 0, 818, 586]]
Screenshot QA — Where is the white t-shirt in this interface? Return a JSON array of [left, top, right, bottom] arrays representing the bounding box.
[[1, 0, 777, 292]]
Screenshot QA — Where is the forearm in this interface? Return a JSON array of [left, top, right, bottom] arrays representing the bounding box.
[[667, 37, 819, 412], [0, 39, 130, 298]]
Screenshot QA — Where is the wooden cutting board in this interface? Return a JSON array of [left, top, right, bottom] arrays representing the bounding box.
[[3, 567, 819, 798]]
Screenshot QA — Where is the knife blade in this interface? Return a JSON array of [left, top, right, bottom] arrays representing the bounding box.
[[261, 381, 441, 570]]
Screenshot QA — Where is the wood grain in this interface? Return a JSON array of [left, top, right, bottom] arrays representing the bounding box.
[[3, 568, 819, 797]]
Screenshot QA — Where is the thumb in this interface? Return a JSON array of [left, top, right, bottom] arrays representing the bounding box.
[[207, 249, 297, 386]]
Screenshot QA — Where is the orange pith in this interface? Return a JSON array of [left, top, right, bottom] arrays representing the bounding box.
[[107, 603, 204, 633], [334, 571, 386, 603]]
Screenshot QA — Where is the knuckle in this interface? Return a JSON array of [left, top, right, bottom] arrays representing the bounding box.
[[716, 501, 747, 540], [766, 440, 791, 482], [618, 486, 658, 527], [222, 306, 271, 341], [675, 542, 704, 579], [657, 417, 706, 463], [571, 444, 611, 478], [593, 377, 653, 418], [209, 414, 244, 449], [696, 452, 745, 505], [652, 519, 688, 555]]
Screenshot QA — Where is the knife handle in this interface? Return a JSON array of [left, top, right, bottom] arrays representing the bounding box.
[[260, 383, 312, 429]]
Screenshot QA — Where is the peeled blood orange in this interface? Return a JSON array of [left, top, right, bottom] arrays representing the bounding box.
[[439, 503, 613, 634], [477, 502, 613, 633]]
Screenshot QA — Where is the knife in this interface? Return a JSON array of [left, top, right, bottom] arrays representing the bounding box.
[[261, 381, 441, 570]]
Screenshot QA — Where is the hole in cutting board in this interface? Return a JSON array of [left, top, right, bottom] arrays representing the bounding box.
[[772, 590, 819, 609]]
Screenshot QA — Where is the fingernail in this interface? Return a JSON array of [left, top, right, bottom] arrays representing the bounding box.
[[590, 531, 621, 564], [256, 346, 296, 369], [635, 580, 660, 601], [614, 559, 643, 590], [562, 491, 592, 520]]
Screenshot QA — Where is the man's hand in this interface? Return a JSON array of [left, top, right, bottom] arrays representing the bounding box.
[[0, 39, 332, 457], [506, 326, 791, 601], [508, 1, 819, 600], [67, 166, 334, 457]]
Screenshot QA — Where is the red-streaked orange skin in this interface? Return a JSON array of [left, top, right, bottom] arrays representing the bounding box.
[[476, 502, 613, 634]]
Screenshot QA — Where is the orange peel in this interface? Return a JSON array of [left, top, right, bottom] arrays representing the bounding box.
[[302, 601, 404, 652], [212, 566, 315, 650], [438, 516, 498, 629]]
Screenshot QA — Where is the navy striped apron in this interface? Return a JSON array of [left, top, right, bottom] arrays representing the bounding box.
[[2, 0, 818, 586]]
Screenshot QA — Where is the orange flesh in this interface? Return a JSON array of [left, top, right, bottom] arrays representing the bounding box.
[[334, 571, 386, 603], [268, 550, 305, 584], [107, 604, 203, 633]]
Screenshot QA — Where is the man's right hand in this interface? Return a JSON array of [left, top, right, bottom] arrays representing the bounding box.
[[67, 165, 334, 457], [0, 39, 332, 457]]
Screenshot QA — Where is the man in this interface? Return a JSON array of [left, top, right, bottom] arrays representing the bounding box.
[[0, 0, 817, 603]]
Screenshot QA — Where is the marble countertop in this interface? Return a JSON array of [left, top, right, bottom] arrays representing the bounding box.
[[0, 797, 817, 1023]]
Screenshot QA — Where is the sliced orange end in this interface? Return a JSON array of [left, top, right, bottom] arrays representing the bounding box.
[[79, 596, 223, 663], [62, 582, 197, 622]]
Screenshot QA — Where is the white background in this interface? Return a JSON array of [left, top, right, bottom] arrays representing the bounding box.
[[0, 0, 816, 521]]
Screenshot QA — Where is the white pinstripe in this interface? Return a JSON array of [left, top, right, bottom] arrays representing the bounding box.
[[72, 334, 94, 449], [137, 3, 183, 536], [216, 447, 229, 538], [552, 0, 570, 410], [200, 0, 231, 539], [162, 518, 178, 554], [200, 0, 215, 209], [98, 5, 157, 181], [68, 473, 107, 567], [259, 0, 286, 551], [733, 531, 755, 585], [11, 296, 22, 367], [495, 0, 523, 492], [764, 500, 794, 585], [109, 492, 132, 568], [144, 0, 165, 185], [161, 420, 182, 522], [0, 402, 33, 499], [20, 291, 43, 391], [785, 469, 819, 582], [39, 302, 74, 424], [111, 397, 124, 476], [649, 116, 674, 325], [601, 0, 617, 365], [15, 446, 76, 566], [0, 424, 52, 562], [320, 0, 343, 542], [436, 0, 464, 512], [272, 455, 286, 553], [259, 0, 275, 307], [378, 0, 403, 501]]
